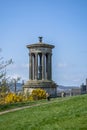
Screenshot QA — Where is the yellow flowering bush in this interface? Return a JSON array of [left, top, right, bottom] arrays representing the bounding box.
[[31, 88, 46, 100], [0, 88, 46, 105], [0, 98, 5, 105], [28, 95, 33, 101], [0, 92, 6, 98], [5, 93, 23, 104], [0, 92, 7, 105]]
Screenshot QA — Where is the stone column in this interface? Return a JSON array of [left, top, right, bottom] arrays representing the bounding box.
[[50, 53, 52, 80], [42, 53, 45, 80], [29, 53, 32, 80], [35, 53, 38, 80], [32, 54, 34, 80], [46, 54, 48, 80], [48, 53, 52, 80], [39, 54, 42, 80], [34, 55, 35, 80]]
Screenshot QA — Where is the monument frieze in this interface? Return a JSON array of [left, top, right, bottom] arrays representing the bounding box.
[[30, 48, 52, 53]]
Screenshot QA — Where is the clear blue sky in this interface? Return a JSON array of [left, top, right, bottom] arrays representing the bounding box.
[[0, 0, 87, 86]]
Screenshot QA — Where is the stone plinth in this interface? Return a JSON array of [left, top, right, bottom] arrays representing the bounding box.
[[23, 80, 57, 97]]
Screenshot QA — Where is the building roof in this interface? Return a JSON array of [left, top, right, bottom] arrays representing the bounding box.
[[27, 42, 55, 49], [27, 37, 55, 49]]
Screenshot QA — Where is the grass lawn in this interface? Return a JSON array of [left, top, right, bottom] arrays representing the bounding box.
[[0, 95, 87, 130]]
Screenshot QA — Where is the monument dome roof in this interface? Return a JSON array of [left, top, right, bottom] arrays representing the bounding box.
[[27, 37, 55, 49]]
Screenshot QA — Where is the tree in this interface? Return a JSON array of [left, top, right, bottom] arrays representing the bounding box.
[[11, 77, 21, 93], [0, 49, 13, 93], [0, 58, 13, 81], [9, 77, 21, 93]]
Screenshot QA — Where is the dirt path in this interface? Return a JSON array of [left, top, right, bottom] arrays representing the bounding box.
[[0, 101, 55, 115], [0, 97, 70, 115]]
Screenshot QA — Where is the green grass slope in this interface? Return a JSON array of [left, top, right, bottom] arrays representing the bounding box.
[[0, 95, 87, 130]]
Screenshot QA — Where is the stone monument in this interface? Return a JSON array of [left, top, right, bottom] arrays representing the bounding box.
[[23, 37, 57, 97]]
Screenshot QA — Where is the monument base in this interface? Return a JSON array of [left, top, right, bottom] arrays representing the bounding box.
[[23, 80, 57, 97]]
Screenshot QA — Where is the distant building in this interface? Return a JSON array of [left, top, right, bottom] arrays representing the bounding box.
[[71, 88, 81, 96], [57, 78, 87, 97], [81, 79, 87, 94], [57, 85, 81, 97]]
